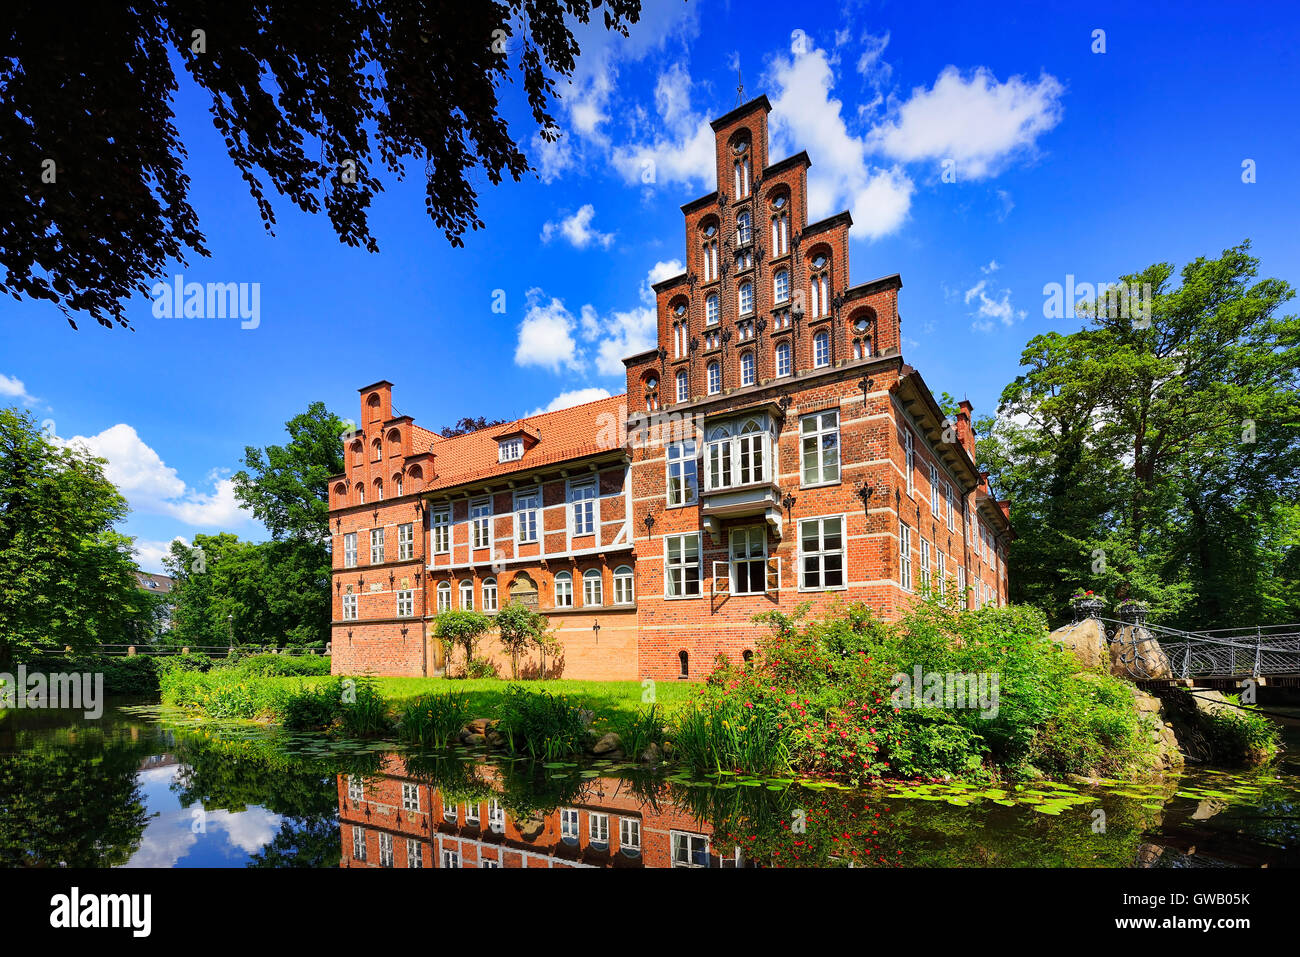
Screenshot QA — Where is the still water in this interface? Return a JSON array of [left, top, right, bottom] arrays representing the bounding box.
[[2, 701, 1297, 868]]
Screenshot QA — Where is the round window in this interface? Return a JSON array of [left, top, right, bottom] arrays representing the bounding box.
[[853, 316, 870, 333], [674, 302, 686, 316], [704, 224, 717, 238], [773, 194, 787, 209], [646, 376, 658, 391], [812, 254, 827, 269], [734, 140, 748, 154]]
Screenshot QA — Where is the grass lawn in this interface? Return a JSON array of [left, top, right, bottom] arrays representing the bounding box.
[[301, 675, 699, 724]]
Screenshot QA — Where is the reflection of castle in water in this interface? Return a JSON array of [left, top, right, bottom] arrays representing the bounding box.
[[337, 756, 749, 869]]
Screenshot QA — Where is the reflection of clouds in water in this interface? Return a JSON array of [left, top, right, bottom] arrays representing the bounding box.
[[121, 765, 282, 867], [208, 808, 282, 854]]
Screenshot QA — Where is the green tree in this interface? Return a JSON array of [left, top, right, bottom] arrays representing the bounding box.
[[983, 242, 1300, 627], [1, 0, 642, 329], [433, 610, 493, 673], [0, 407, 148, 668], [232, 401, 346, 546], [494, 600, 558, 679]]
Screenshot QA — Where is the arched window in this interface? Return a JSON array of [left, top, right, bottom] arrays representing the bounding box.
[[850, 310, 874, 359], [705, 293, 719, 326], [613, 565, 634, 604], [387, 428, 401, 445], [775, 340, 792, 377], [809, 252, 830, 318], [707, 361, 721, 395], [355, 482, 365, 504], [676, 369, 689, 403], [813, 330, 830, 368], [736, 209, 752, 246], [393, 473, 403, 496], [436, 581, 451, 613], [373, 478, 384, 501], [366, 392, 381, 420], [679, 650, 689, 678], [372, 438, 382, 461], [408, 464, 423, 482], [583, 568, 603, 606], [774, 268, 790, 304], [554, 571, 573, 608], [740, 351, 755, 387], [482, 578, 498, 613], [770, 193, 789, 256], [333, 482, 347, 505], [742, 649, 754, 666], [459, 579, 474, 610], [738, 280, 754, 316], [732, 138, 751, 198], [700, 222, 719, 282], [350, 440, 363, 465]]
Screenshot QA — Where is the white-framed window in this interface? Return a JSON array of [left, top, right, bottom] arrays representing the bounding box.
[[589, 812, 610, 846], [379, 831, 394, 867], [729, 525, 767, 595], [488, 800, 505, 834], [347, 775, 364, 802], [774, 269, 790, 304], [480, 858, 501, 868], [800, 410, 840, 486], [930, 464, 940, 517], [775, 340, 792, 377], [352, 826, 367, 861], [676, 369, 689, 403], [740, 351, 755, 386], [498, 437, 523, 463], [343, 532, 357, 568], [738, 281, 754, 316], [441, 850, 460, 869], [705, 418, 771, 491], [395, 474, 403, 496], [671, 831, 710, 868], [810, 268, 830, 318], [402, 782, 420, 811], [667, 440, 698, 506], [937, 551, 947, 595], [900, 523, 913, 592], [904, 429, 915, 494], [919, 538, 932, 593], [707, 361, 721, 395], [799, 516, 845, 590], [397, 589, 414, 617], [356, 484, 364, 505], [432, 507, 450, 553], [706, 293, 719, 326], [372, 439, 382, 462], [945, 482, 955, 530], [736, 209, 752, 246], [443, 803, 459, 823], [342, 592, 358, 620], [471, 498, 492, 549], [613, 565, 634, 604], [583, 568, 603, 606], [482, 578, 498, 612], [436, 581, 451, 613], [966, 502, 973, 544], [734, 154, 750, 198], [771, 210, 789, 256], [569, 480, 597, 536], [459, 579, 474, 610], [561, 808, 580, 842], [620, 818, 641, 852], [554, 571, 573, 608], [465, 803, 480, 826], [665, 533, 701, 598], [398, 522, 414, 561], [406, 839, 423, 868], [813, 330, 830, 368], [370, 527, 384, 564], [957, 565, 967, 605], [514, 488, 540, 544]]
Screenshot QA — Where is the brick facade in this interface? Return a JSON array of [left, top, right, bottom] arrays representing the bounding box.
[[328, 95, 1011, 683]]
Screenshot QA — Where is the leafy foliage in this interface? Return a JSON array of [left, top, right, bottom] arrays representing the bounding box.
[[980, 242, 1300, 627]]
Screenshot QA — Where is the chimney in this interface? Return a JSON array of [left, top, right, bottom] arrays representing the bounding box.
[[955, 400, 976, 459]]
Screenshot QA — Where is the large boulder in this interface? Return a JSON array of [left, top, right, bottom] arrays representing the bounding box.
[[593, 731, 623, 755], [1049, 619, 1109, 671], [1110, 625, 1172, 679]]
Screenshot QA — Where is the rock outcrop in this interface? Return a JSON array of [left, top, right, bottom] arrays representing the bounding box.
[[1048, 618, 1109, 670]]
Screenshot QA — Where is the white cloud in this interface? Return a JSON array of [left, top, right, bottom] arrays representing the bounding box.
[[56, 424, 252, 527], [609, 63, 716, 189], [134, 536, 186, 574], [0, 373, 39, 407], [514, 289, 584, 373], [540, 204, 615, 249], [965, 279, 1027, 332], [868, 66, 1064, 179], [766, 41, 915, 240], [527, 387, 613, 417], [981, 259, 1001, 274], [513, 261, 682, 380]]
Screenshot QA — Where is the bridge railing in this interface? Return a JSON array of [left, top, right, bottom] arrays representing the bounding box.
[[1092, 614, 1300, 679]]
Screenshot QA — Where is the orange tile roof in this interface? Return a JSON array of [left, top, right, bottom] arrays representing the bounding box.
[[427, 394, 627, 490]]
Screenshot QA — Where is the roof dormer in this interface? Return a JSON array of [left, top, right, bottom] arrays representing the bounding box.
[[493, 425, 541, 463]]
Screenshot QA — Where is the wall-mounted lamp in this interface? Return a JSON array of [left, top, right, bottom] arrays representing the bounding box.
[[781, 493, 796, 521], [592, 620, 601, 643], [643, 513, 656, 537], [855, 481, 875, 517]]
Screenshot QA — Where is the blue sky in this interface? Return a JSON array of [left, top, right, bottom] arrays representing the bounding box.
[[2, 0, 1297, 572]]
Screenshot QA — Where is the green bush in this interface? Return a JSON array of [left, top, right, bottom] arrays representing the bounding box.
[[281, 679, 344, 731], [495, 684, 587, 760], [459, 658, 500, 680], [223, 653, 332, 678], [615, 703, 668, 760], [1199, 694, 1279, 764], [339, 674, 391, 737], [398, 693, 472, 748]]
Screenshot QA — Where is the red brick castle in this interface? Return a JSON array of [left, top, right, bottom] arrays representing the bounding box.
[[327, 96, 1011, 681]]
